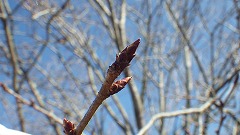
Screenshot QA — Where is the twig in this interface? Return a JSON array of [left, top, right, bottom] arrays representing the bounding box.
[[215, 100, 226, 135], [164, 1, 209, 84], [137, 71, 239, 135], [137, 97, 217, 135], [0, 82, 62, 124], [63, 39, 140, 135], [25, 0, 70, 75]]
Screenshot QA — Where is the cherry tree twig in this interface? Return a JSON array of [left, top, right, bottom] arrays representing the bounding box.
[[63, 39, 141, 135]]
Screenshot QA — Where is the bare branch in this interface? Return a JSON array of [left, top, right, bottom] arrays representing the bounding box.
[[0, 83, 63, 124], [137, 68, 240, 135], [165, 1, 209, 85], [72, 39, 140, 135], [137, 97, 217, 135]]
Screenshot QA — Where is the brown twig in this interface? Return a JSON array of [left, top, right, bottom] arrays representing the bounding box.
[[63, 39, 140, 135]]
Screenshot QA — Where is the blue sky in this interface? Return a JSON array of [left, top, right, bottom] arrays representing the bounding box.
[[0, 0, 239, 134]]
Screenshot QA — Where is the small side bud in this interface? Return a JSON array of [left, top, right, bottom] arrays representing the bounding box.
[[63, 118, 75, 135], [109, 77, 132, 95]]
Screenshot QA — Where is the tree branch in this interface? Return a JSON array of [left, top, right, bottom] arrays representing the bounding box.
[[63, 39, 140, 135], [137, 97, 217, 135], [0, 82, 63, 124], [137, 70, 239, 135]]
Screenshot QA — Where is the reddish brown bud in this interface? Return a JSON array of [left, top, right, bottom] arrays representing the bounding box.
[[63, 118, 75, 135], [109, 39, 140, 74], [0, 82, 8, 92], [109, 77, 132, 95]]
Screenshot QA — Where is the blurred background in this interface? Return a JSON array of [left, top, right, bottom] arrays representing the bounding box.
[[0, 0, 239, 134]]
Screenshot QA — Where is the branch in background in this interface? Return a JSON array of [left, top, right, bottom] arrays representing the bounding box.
[[215, 100, 226, 135], [25, 0, 71, 74], [0, 82, 63, 124], [137, 97, 217, 135], [165, 1, 209, 85], [63, 39, 140, 135], [137, 70, 239, 135]]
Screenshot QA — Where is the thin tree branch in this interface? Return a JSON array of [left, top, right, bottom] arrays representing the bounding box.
[[26, 75, 62, 135], [164, 1, 209, 85], [25, 0, 70, 74], [87, 66, 134, 135], [0, 0, 25, 131], [137, 68, 239, 135], [0, 82, 63, 124], [137, 97, 216, 135], [66, 39, 141, 135]]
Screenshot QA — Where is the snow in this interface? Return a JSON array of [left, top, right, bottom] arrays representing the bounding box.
[[0, 124, 31, 135]]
